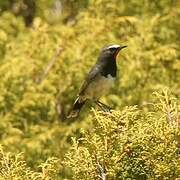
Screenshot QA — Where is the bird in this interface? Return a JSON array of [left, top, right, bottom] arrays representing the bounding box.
[[67, 44, 127, 118]]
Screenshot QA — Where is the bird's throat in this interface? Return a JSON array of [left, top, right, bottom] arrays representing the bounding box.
[[114, 50, 120, 59]]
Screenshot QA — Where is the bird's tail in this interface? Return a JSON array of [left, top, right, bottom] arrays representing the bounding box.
[[67, 97, 86, 118]]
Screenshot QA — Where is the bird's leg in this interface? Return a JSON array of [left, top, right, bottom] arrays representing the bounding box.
[[95, 101, 106, 111], [97, 100, 112, 109], [96, 102, 108, 112], [95, 100, 111, 112]]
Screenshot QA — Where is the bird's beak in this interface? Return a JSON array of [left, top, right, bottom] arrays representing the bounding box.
[[114, 45, 127, 59], [119, 45, 127, 50]]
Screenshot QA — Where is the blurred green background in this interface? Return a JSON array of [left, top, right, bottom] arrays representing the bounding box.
[[0, 0, 179, 179]]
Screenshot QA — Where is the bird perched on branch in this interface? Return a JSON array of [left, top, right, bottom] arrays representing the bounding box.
[[67, 44, 127, 118]]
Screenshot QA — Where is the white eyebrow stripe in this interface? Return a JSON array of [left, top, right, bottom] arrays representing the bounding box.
[[107, 44, 120, 49]]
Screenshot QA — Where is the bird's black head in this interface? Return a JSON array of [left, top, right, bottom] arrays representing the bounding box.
[[100, 44, 127, 60]]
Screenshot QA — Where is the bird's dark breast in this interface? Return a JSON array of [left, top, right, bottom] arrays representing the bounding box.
[[100, 60, 117, 78]]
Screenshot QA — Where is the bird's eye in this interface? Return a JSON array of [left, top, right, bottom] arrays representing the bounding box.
[[109, 47, 116, 51]]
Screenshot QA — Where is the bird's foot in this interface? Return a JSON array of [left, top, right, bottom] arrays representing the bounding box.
[[95, 100, 112, 112]]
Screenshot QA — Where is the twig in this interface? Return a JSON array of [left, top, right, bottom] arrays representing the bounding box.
[[166, 106, 173, 125], [95, 155, 107, 180], [38, 46, 63, 83]]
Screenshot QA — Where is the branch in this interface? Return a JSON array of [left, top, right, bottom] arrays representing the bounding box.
[[38, 46, 63, 83], [95, 155, 107, 180]]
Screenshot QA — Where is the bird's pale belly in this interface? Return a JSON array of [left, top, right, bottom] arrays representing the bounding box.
[[84, 74, 115, 100]]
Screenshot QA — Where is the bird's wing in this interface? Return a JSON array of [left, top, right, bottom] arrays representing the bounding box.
[[78, 64, 101, 96]]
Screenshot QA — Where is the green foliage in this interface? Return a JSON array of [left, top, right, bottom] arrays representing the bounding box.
[[0, 0, 179, 179], [65, 90, 179, 179], [0, 146, 60, 179]]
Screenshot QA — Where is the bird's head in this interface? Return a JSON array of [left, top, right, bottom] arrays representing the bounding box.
[[100, 44, 127, 60]]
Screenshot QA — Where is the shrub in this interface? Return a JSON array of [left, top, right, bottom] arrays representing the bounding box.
[[65, 90, 179, 179], [0, 0, 179, 179], [0, 146, 60, 179]]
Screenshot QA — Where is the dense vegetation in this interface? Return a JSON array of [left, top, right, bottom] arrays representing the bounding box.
[[0, 0, 179, 179]]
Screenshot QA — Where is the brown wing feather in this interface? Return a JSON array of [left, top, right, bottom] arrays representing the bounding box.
[[78, 65, 101, 96]]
